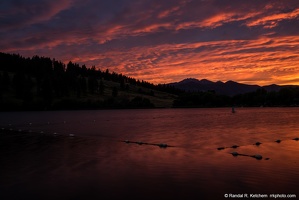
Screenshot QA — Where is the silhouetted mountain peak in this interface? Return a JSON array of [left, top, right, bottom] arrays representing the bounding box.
[[170, 77, 299, 96], [169, 78, 261, 96], [225, 80, 238, 84], [263, 84, 281, 92], [199, 79, 214, 85], [265, 84, 279, 87], [179, 78, 200, 84], [178, 78, 214, 85]]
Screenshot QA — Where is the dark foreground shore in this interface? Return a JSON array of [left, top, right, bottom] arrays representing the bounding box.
[[0, 130, 106, 200]]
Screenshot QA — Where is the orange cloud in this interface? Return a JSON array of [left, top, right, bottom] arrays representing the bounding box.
[[83, 35, 299, 86], [247, 8, 299, 28], [2, 0, 299, 86], [199, 12, 260, 29]]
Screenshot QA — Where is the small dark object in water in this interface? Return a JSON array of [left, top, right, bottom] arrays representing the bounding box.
[[231, 145, 239, 149], [231, 152, 239, 157], [275, 139, 281, 143], [293, 137, 299, 141], [157, 143, 168, 148], [230, 152, 264, 160], [255, 142, 262, 146], [252, 154, 262, 160], [217, 147, 225, 150], [232, 107, 236, 113], [265, 158, 270, 160]]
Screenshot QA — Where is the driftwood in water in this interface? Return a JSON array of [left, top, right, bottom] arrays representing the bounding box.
[[122, 140, 172, 148], [230, 152, 265, 160]]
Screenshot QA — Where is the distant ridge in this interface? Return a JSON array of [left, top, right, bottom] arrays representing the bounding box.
[[168, 78, 295, 96]]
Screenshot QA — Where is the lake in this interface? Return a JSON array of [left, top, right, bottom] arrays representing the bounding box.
[[1, 108, 299, 200]]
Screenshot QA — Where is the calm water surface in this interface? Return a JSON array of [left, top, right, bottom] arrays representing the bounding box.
[[1, 108, 299, 199]]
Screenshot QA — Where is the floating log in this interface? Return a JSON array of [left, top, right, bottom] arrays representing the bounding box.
[[231, 152, 239, 157], [230, 152, 264, 160], [122, 140, 171, 148], [254, 142, 262, 146], [217, 145, 239, 150], [157, 143, 168, 148], [252, 154, 262, 160], [218, 136, 299, 151]]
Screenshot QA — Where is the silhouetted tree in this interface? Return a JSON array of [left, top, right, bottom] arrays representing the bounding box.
[[99, 79, 104, 94], [112, 86, 118, 97], [41, 76, 53, 108], [2, 71, 10, 89], [88, 76, 98, 94], [80, 77, 87, 95], [81, 64, 87, 77], [120, 78, 125, 90], [0, 73, 3, 101], [12, 72, 26, 98], [53, 59, 65, 74]]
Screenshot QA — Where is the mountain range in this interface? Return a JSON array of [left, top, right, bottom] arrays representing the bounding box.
[[168, 78, 295, 96]]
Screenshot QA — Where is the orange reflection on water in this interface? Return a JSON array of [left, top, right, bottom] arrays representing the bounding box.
[[1, 108, 299, 199]]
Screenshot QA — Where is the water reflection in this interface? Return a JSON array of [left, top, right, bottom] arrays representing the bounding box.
[[1, 108, 299, 199]]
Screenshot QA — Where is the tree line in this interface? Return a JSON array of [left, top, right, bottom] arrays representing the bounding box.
[[173, 87, 299, 108], [0, 52, 179, 110]]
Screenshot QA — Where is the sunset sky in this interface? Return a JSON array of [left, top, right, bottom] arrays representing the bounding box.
[[1, 0, 299, 85]]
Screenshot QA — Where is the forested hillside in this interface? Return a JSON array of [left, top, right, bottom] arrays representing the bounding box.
[[0, 52, 179, 110]]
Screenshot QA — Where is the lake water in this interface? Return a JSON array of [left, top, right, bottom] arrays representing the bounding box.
[[1, 108, 299, 200]]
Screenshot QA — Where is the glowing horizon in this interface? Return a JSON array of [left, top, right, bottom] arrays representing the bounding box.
[[1, 0, 299, 86]]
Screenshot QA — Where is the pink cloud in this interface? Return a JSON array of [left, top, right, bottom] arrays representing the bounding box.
[[88, 36, 299, 85], [2, 0, 299, 86], [247, 8, 299, 28]]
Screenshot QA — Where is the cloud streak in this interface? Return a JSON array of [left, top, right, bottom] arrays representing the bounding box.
[[1, 0, 299, 85]]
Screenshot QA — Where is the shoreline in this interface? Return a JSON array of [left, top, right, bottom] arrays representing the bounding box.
[[1, 105, 299, 112]]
